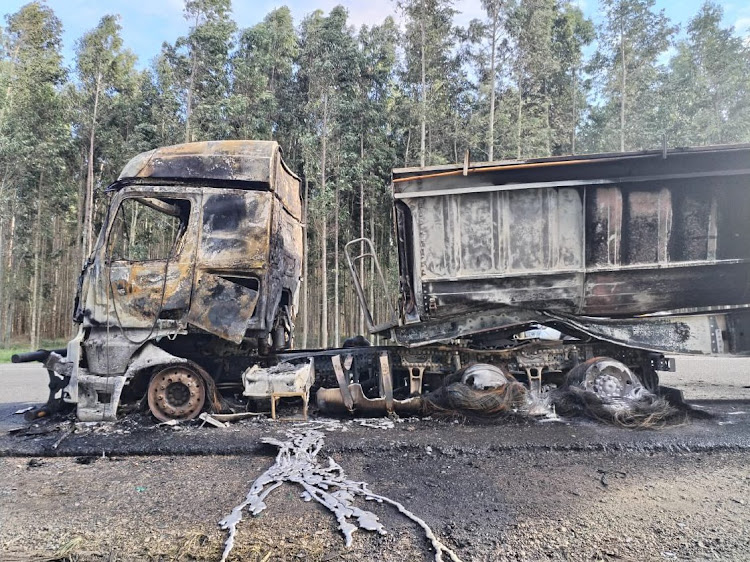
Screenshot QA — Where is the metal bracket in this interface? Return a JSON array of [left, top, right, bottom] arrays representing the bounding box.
[[379, 353, 394, 413], [526, 367, 543, 402], [332, 355, 354, 412], [408, 366, 425, 395], [271, 391, 309, 421], [344, 238, 398, 333]]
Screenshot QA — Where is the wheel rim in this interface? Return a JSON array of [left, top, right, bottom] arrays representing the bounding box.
[[147, 366, 206, 422], [574, 358, 644, 400]]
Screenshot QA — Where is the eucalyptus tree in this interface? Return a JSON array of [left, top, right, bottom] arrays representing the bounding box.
[[149, 52, 185, 147], [353, 19, 399, 332], [549, 3, 594, 154], [468, 0, 511, 161], [75, 14, 136, 261], [398, 0, 459, 167], [297, 7, 360, 347], [168, 0, 236, 142], [661, 2, 750, 146], [230, 7, 297, 141], [589, 0, 676, 152], [509, 0, 559, 157], [0, 2, 69, 346]]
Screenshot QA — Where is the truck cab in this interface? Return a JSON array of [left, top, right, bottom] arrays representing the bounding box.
[[46, 140, 303, 421]]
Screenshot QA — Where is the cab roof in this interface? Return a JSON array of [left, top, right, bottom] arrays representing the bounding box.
[[118, 140, 299, 187]]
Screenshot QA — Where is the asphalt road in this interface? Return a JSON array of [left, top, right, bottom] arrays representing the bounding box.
[[1, 357, 749, 561], [0, 362, 49, 433]]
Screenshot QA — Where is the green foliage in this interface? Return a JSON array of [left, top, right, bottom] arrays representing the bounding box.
[[583, 0, 677, 152], [170, 0, 236, 141], [398, 0, 464, 166], [229, 7, 298, 140], [660, 2, 750, 146], [0, 1, 73, 346], [0, 0, 749, 344]]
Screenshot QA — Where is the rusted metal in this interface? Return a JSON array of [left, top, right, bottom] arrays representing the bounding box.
[[379, 353, 394, 413], [117, 140, 302, 221], [243, 360, 314, 419], [331, 355, 354, 411], [344, 238, 398, 332], [186, 272, 259, 343], [24, 141, 750, 423], [147, 365, 206, 422], [316, 384, 422, 415], [565, 357, 643, 400], [270, 391, 310, 420]]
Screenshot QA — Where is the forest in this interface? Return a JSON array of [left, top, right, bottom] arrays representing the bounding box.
[[0, 0, 749, 350]]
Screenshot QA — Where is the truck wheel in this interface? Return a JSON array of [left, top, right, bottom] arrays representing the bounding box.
[[147, 365, 206, 422], [565, 357, 645, 400]]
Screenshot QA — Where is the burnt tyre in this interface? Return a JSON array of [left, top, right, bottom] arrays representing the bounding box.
[[556, 356, 688, 427], [565, 357, 645, 400], [147, 365, 206, 422]]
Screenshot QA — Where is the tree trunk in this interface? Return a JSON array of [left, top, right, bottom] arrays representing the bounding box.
[[619, 17, 626, 152], [369, 209, 375, 343], [3, 212, 16, 344], [75, 148, 87, 267], [36, 231, 47, 344], [320, 92, 329, 348], [0, 213, 5, 341], [453, 112, 459, 163], [359, 132, 365, 335], [51, 216, 59, 340], [404, 128, 411, 167], [516, 72, 523, 159], [0, 171, 6, 340], [571, 69, 577, 154], [420, 0, 427, 168], [302, 176, 309, 348], [544, 81, 551, 157], [488, 6, 498, 162], [185, 17, 200, 143], [333, 154, 340, 348], [30, 170, 44, 349], [84, 73, 102, 263], [2, 206, 16, 344]]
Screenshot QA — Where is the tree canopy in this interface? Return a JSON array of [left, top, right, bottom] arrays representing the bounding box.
[[1, 0, 749, 347]]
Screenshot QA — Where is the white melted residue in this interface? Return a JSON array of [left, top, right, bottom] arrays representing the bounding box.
[[218, 426, 463, 562]]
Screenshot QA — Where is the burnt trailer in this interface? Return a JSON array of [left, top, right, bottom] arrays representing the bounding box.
[[356, 144, 750, 352], [14, 141, 750, 422], [333, 144, 750, 414]]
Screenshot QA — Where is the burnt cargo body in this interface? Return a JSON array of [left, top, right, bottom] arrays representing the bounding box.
[[356, 145, 750, 353], [45, 141, 304, 421]]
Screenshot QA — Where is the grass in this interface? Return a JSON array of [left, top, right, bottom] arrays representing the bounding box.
[[0, 339, 69, 364]]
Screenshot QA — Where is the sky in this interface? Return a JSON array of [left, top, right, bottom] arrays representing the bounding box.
[[2, 0, 749, 70]]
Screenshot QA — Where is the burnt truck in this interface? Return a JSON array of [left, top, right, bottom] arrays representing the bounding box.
[[17, 141, 304, 421], [15, 141, 750, 422]]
